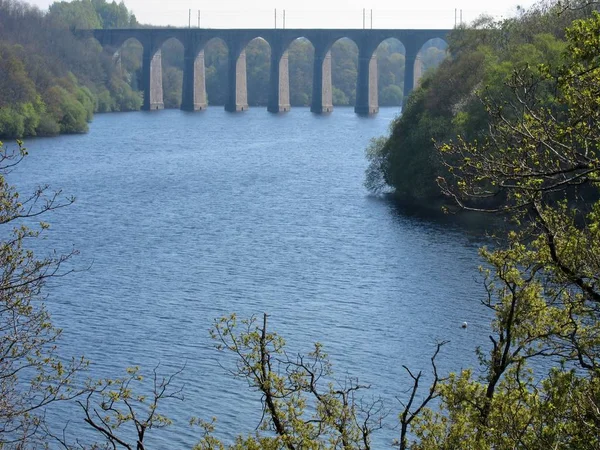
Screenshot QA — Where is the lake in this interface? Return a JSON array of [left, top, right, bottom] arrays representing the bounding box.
[[11, 107, 491, 448]]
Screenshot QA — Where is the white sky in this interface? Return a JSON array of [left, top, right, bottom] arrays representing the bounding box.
[[27, 0, 539, 29]]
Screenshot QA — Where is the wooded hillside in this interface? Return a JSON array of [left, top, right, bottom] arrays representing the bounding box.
[[365, 0, 597, 209]]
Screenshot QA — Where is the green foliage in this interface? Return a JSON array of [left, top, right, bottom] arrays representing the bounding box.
[[163, 66, 183, 109], [408, 10, 600, 448], [48, 0, 102, 29], [0, 140, 86, 446], [0, 0, 141, 138], [48, 0, 136, 29], [95, 87, 115, 112], [379, 85, 403, 106], [376, 40, 406, 99], [420, 44, 448, 72], [288, 38, 314, 106], [246, 39, 271, 106], [91, 0, 137, 28], [108, 76, 143, 111], [364, 137, 391, 193], [0, 107, 25, 138], [194, 314, 384, 450], [44, 84, 90, 134], [205, 39, 229, 106], [74, 366, 184, 448], [19, 100, 42, 135], [0, 43, 37, 108], [332, 87, 349, 106], [36, 111, 62, 136], [331, 39, 358, 106], [365, 3, 585, 207]]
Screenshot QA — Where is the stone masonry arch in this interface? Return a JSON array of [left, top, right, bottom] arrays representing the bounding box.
[[87, 28, 451, 114]]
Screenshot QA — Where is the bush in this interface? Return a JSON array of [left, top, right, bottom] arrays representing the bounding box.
[[44, 85, 89, 134], [110, 78, 142, 111], [0, 107, 25, 138], [36, 112, 61, 136], [379, 85, 403, 106], [19, 101, 42, 136], [332, 86, 349, 106], [95, 88, 115, 112]]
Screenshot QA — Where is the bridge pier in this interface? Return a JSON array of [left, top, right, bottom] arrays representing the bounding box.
[[182, 47, 207, 111], [355, 52, 378, 115], [311, 49, 333, 114], [403, 49, 417, 108], [142, 48, 164, 111], [225, 49, 249, 112], [268, 50, 291, 113]]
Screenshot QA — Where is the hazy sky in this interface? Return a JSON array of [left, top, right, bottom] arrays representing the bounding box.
[[26, 0, 539, 29]]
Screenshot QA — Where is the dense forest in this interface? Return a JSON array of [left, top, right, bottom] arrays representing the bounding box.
[[0, 0, 446, 138], [365, 0, 597, 209], [0, 0, 141, 137]]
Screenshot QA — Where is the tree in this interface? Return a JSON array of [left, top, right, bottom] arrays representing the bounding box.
[[364, 1, 584, 207], [48, 0, 102, 30], [194, 314, 386, 450], [0, 140, 86, 446], [408, 10, 600, 448], [163, 67, 183, 109], [379, 85, 403, 106], [0, 0, 144, 138], [47, 366, 185, 450]]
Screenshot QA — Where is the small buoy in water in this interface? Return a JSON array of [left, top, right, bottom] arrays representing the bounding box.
[[461, 322, 468, 329]]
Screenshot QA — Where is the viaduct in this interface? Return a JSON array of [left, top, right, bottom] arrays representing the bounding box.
[[89, 28, 450, 114]]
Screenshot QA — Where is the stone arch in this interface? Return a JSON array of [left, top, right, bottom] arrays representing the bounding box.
[[202, 37, 229, 107], [159, 37, 184, 109], [415, 37, 448, 88], [112, 37, 144, 93], [243, 37, 271, 107], [330, 37, 359, 107], [307, 34, 361, 114], [146, 33, 186, 58], [373, 38, 406, 107], [285, 37, 315, 108], [141, 34, 187, 109]]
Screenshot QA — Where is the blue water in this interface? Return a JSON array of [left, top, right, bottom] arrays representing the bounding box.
[[10, 107, 491, 448]]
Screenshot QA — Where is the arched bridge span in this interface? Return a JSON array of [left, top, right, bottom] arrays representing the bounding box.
[[88, 28, 450, 114]]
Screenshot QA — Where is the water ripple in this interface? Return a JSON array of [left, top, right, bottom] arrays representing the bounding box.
[[12, 107, 491, 448]]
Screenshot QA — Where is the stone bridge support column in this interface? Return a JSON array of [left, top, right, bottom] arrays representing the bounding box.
[[182, 46, 207, 111], [414, 54, 424, 89], [268, 50, 291, 113], [311, 49, 333, 114], [142, 47, 164, 111], [355, 51, 378, 115], [402, 48, 417, 108], [225, 48, 248, 112]]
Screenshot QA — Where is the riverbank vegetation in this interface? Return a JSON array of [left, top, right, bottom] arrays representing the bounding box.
[[0, 0, 141, 138], [365, 0, 596, 210]]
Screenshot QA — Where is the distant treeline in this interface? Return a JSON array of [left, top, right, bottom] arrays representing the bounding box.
[[0, 0, 447, 138]]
